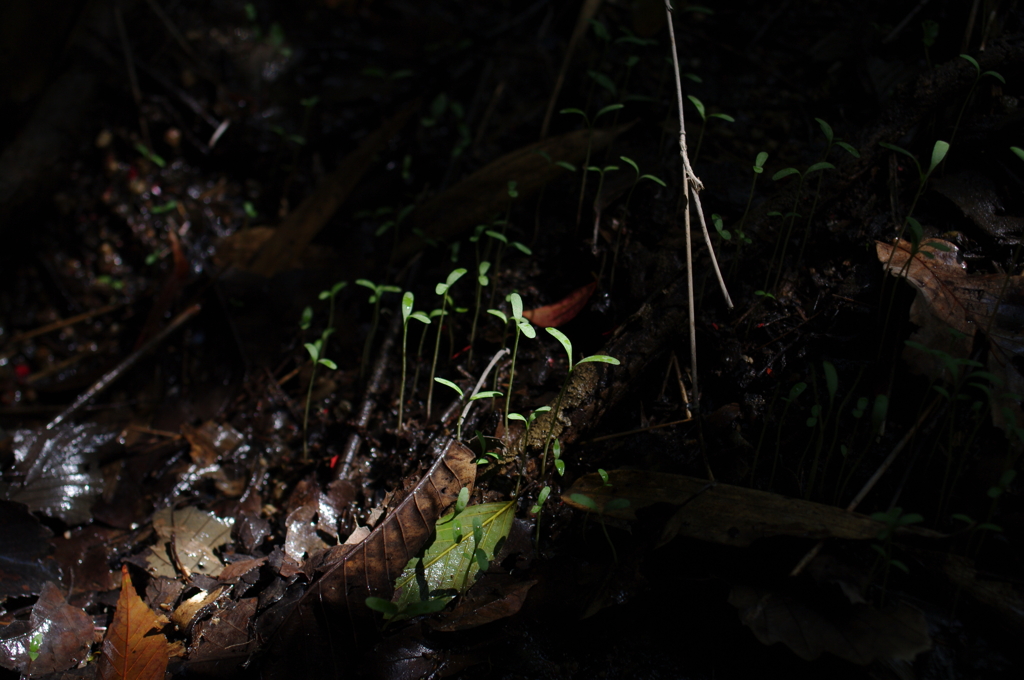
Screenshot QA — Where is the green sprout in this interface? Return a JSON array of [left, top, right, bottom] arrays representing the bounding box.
[[486, 293, 536, 436], [686, 95, 734, 166], [355, 279, 401, 380], [560, 104, 625, 226], [950, 55, 1005, 149], [300, 281, 346, 461], [398, 292, 431, 432], [618, 156, 667, 215], [433, 377, 502, 440], [587, 163, 619, 253], [763, 160, 835, 291], [467, 261, 491, 366], [795, 118, 860, 271], [540, 328, 619, 477], [134, 142, 166, 168], [426, 268, 467, 421], [921, 20, 939, 68]]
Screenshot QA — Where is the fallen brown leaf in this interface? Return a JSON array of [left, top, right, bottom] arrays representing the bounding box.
[[877, 238, 1024, 436], [562, 470, 943, 547], [265, 438, 476, 676], [0, 581, 93, 677], [98, 565, 171, 680], [523, 281, 598, 327]]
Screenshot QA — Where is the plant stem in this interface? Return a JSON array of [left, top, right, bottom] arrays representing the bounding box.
[[426, 300, 448, 421]]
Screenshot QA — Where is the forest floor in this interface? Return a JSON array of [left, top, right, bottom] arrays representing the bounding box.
[[1, 1, 1023, 678]]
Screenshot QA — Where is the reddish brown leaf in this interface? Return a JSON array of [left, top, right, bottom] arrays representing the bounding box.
[[0, 581, 93, 677], [523, 281, 598, 327], [98, 565, 170, 680], [266, 438, 476, 677]]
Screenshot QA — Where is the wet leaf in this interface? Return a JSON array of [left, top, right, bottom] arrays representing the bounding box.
[[265, 439, 476, 676], [0, 581, 93, 676], [186, 597, 258, 673], [563, 470, 942, 547], [0, 501, 60, 598], [392, 501, 515, 618], [98, 565, 171, 680], [523, 281, 598, 327], [729, 585, 931, 663], [1, 423, 116, 525], [877, 238, 1024, 435], [146, 507, 234, 579]]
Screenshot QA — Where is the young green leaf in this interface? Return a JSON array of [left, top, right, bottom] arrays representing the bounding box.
[[434, 377, 464, 398], [546, 327, 573, 364], [806, 161, 835, 175], [772, 167, 799, 181], [815, 117, 834, 145], [509, 292, 524, 320], [577, 355, 620, 366], [755, 151, 769, 171], [595, 103, 624, 119], [928, 140, 950, 175], [402, 292, 414, 322], [470, 390, 503, 401], [686, 95, 706, 121]]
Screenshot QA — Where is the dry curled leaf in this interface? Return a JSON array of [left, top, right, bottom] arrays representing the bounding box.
[[98, 565, 171, 680], [266, 438, 476, 677], [877, 238, 1024, 436], [523, 281, 598, 327]]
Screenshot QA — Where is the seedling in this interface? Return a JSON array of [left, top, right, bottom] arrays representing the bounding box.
[[795, 118, 860, 270], [433, 377, 502, 440], [950, 55, 1005, 149], [540, 328, 619, 477], [302, 335, 337, 462], [467, 261, 491, 365], [560, 104, 624, 226], [618, 156, 667, 215], [587, 163, 619, 253], [398, 292, 431, 431], [301, 281, 346, 461], [426, 268, 467, 421], [921, 20, 939, 68], [869, 507, 923, 602], [486, 293, 537, 436], [134, 142, 167, 169], [356, 279, 401, 380], [686, 95, 734, 166], [764, 161, 835, 291]]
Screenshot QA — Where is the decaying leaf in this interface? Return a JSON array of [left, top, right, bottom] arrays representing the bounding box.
[[396, 124, 631, 262], [266, 438, 476, 677], [186, 597, 258, 673], [392, 501, 515, 618], [523, 281, 598, 327], [430, 575, 537, 632], [0, 581, 93, 676], [562, 470, 942, 547], [240, 101, 417, 277], [98, 565, 172, 680], [877, 238, 1024, 436], [729, 584, 931, 664], [146, 506, 234, 579]]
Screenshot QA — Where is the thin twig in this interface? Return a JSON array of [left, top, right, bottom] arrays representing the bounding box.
[[45, 304, 201, 433]]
